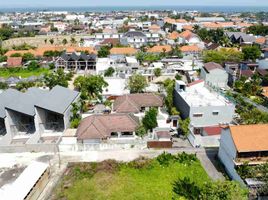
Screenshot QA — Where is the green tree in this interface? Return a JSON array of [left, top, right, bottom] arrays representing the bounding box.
[[178, 118, 190, 136], [175, 74, 182, 80], [62, 38, 68, 45], [200, 181, 248, 200], [127, 73, 148, 93], [70, 102, 81, 128], [104, 67, 115, 77], [142, 108, 158, 132], [43, 69, 70, 89], [22, 53, 35, 62], [154, 68, 162, 77], [242, 46, 261, 61], [0, 26, 14, 40], [15, 81, 36, 91], [27, 61, 40, 70], [0, 55, 7, 62], [74, 75, 108, 101], [98, 46, 110, 58], [172, 177, 201, 200], [49, 38, 54, 45], [0, 82, 8, 90], [135, 124, 147, 137], [70, 37, 77, 45], [203, 49, 243, 65], [10, 53, 22, 57], [163, 79, 175, 114]]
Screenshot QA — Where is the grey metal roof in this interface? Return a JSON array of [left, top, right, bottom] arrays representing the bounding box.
[[0, 89, 21, 118], [36, 86, 79, 114], [6, 88, 49, 116]]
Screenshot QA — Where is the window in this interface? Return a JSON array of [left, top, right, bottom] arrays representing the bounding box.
[[212, 111, 219, 116], [193, 113, 203, 117]]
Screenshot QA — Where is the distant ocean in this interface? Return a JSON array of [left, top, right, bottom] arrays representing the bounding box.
[[1, 6, 268, 13]]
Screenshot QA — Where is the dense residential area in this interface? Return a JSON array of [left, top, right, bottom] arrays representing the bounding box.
[[1, 5, 268, 200]]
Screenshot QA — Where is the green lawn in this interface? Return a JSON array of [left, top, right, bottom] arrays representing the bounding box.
[[0, 68, 49, 78], [53, 154, 210, 200]]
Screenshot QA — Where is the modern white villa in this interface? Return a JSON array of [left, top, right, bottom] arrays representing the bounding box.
[[174, 80, 235, 147]]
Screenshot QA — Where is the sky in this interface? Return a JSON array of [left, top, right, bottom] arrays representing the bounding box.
[[1, 0, 268, 8]]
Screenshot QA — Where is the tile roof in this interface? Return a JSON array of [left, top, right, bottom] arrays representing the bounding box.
[[113, 93, 163, 113], [147, 45, 172, 53], [204, 62, 224, 72], [5, 46, 96, 57], [7, 57, 22, 67], [76, 113, 139, 140], [168, 31, 180, 40], [229, 124, 268, 152], [110, 47, 138, 55], [180, 45, 201, 52], [255, 37, 266, 44], [179, 30, 194, 40], [262, 87, 268, 98]]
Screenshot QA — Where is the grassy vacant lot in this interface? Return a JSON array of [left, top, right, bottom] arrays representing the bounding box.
[[0, 67, 49, 78], [53, 153, 210, 200]]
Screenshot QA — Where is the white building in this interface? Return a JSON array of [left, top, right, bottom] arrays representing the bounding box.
[[174, 80, 235, 147], [200, 62, 228, 88]]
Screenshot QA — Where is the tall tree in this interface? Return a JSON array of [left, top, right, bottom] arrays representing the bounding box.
[[127, 73, 148, 93], [142, 108, 158, 132]]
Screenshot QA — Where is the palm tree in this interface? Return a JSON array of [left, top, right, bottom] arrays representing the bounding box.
[[49, 38, 54, 45], [62, 38, 68, 46], [70, 37, 76, 46]]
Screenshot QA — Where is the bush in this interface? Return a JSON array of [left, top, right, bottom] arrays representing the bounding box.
[[70, 118, 81, 128]]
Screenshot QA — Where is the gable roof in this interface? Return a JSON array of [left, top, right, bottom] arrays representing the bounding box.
[[0, 89, 21, 118], [229, 124, 268, 153], [204, 62, 224, 72], [113, 93, 163, 113], [76, 113, 139, 140], [168, 31, 180, 40], [36, 86, 80, 114]]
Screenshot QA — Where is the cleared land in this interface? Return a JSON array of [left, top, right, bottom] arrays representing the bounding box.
[[52, 153, 210, 200], [0, 68, 49, 78]]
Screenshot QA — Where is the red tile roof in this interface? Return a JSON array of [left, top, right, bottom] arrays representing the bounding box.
[[7, 57, 22, 67], [76, 113, 139, 140], [113, 93, 163, 113]]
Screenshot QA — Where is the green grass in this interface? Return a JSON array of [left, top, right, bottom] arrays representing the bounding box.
[[53, 156, 210, 200], [0, 68, 49, 78]]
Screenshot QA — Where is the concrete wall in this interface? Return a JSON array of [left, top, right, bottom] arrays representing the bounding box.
[[218, 129, 244, 183], [63, 95, 80, 129], [189, 105, 235, 127], [188, 132, 220, 147], [0, 143, 58, 153], [174, 90, 190, 119], [200, 68, 228, 88]]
